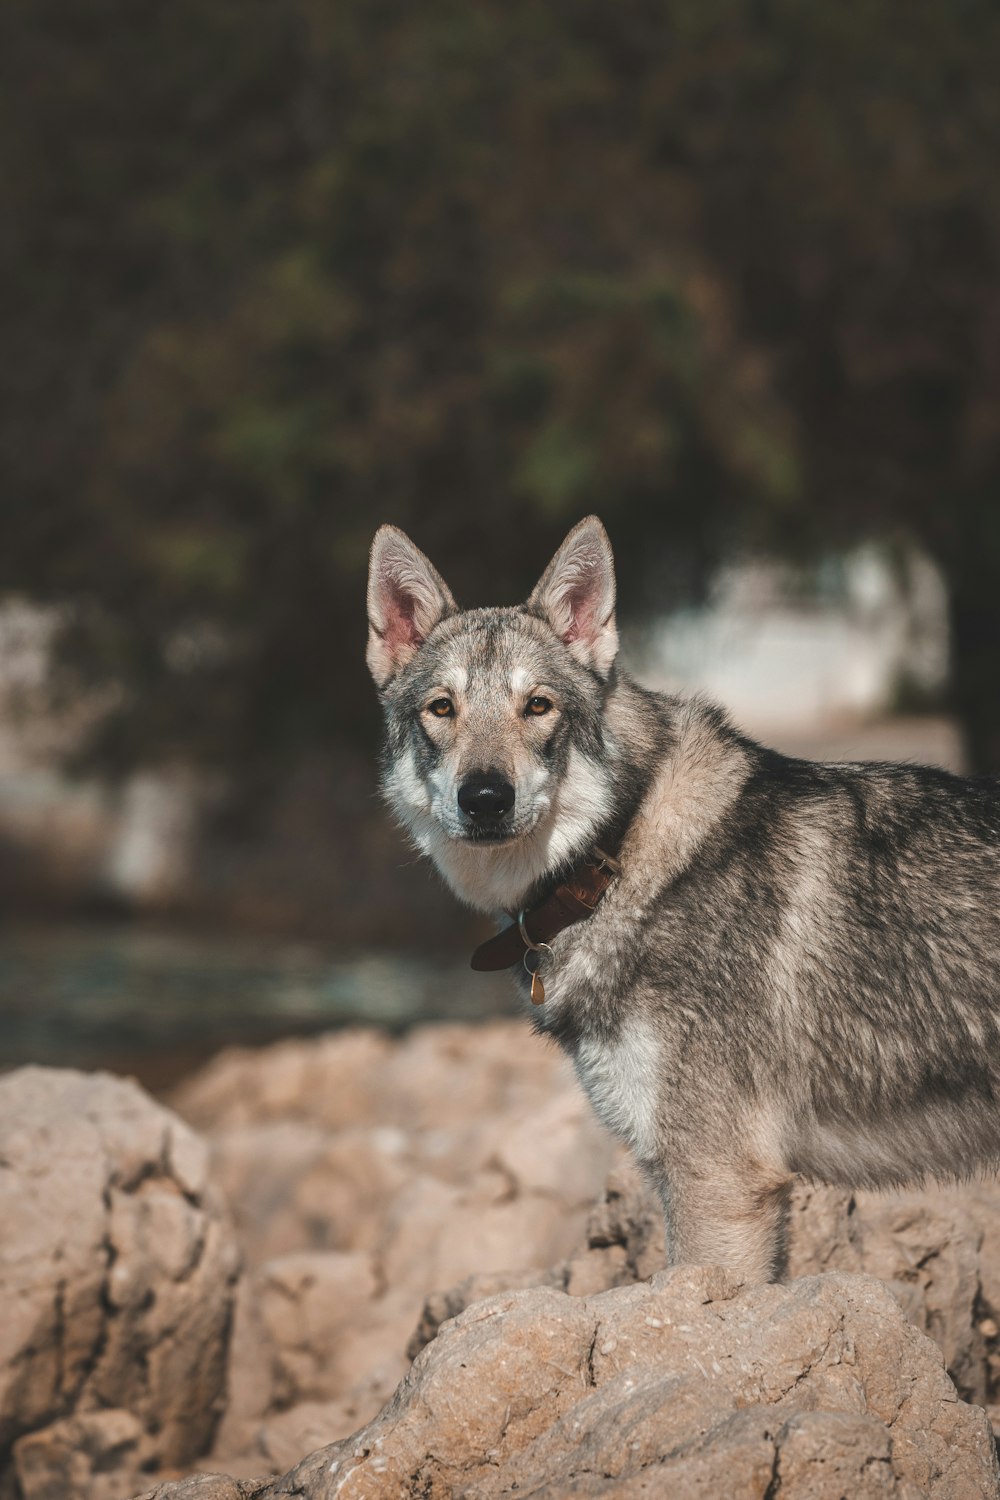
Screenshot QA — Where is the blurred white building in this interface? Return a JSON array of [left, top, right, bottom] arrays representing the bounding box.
[[0, 603, 201, 907], [629, 543, 949, 738]]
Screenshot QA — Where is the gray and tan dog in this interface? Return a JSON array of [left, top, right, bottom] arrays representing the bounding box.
[[366, 516, 1000, 1283]]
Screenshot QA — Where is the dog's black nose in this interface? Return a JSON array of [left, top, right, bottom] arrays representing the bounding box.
[[458, 772, 515, 820]]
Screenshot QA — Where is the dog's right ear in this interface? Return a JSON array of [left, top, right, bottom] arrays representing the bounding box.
[[367, 526, 457, 687]]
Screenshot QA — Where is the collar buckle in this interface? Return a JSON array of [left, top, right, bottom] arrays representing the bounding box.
[[591, 845, 622, 876]]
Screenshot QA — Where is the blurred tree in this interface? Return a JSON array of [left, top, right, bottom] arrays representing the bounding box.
[[672, 0, 1000, 768], [1, 0, 999, 777]]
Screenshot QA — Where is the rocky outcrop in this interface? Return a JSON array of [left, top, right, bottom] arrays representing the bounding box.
[[405, 1160, 668, 1358], [410, 1157, 1000, 1421], [162, 1022, 1000, 1487], [787, 1178, 1000, 1413], [170, 1024, 615, 1467], [171, 1022, 613, 1265], [10, 1025, 1000, 1500], [0, 1067, 240, 1500], [141, 1268, 1000, 1499]]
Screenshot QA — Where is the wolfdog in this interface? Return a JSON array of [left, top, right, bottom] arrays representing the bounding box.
[[366, 516, 1000, 1282]]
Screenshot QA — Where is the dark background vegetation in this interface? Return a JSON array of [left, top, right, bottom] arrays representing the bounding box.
[[4, 0, 1000, 793]]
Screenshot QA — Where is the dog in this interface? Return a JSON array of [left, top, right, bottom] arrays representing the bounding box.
[[366, 515, 1000, 1282]]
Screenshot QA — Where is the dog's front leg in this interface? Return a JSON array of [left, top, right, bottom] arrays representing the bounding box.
[[653, 1155, 793, 1285]]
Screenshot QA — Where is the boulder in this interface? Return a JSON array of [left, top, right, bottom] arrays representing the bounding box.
[[12, 1410, 145, 1500], [788, 1179, 1000, 1409], [170, 1022, 565, 1138], [140, 1269, 1000, 1499], [164, 1023, 1000, 1481], [135, 1480, 260, 1500], [173, 1024, 613, 1268], [169, 1024, 614, 1471], [11, 1023, 1000, 1499], [210, 1135, 609, 1465], [408, 1159, 1000, 1423], [0, 1067, 239, 1500]]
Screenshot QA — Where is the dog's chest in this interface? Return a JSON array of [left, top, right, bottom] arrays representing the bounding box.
[[571, 1021, 662, 1162], [539, 926, 662, 1163]]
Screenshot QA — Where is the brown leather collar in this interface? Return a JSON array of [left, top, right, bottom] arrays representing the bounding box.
[[470, 848, 621, 972]]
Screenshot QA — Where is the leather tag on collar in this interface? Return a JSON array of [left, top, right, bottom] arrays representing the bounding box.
[[470, 852, 620, 972]]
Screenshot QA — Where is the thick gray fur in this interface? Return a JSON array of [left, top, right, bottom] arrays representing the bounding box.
[[366, 516, 1000, 1282]]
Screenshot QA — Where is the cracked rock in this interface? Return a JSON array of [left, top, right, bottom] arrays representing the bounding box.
[[0, 1067, 240, 1500], [146, 1268, 999, 1499], [409, 1156, 1000, 1426], [171, 1025, 613, 1471], [144, 1022, 1000, 1495]]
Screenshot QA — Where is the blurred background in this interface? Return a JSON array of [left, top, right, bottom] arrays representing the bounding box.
[[2, 0, 999, 1087]]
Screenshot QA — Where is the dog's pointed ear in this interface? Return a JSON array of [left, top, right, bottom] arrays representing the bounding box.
[[367, 526, 457, 687], [527, 516, 618, 676]]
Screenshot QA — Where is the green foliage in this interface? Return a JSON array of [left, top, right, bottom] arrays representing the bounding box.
[[2, 0, 1000, 773]]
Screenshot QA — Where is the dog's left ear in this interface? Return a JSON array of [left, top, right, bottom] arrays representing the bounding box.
[[527, 516, 618, 676]]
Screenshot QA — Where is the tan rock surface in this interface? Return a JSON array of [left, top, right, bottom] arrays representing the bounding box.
[[161, 1022, 1000, 1484], [146, 1269, 1000, 1499], [409, 1122, 1000, 1421], [172, 1023, 610, 1266], [136, 1479, 260, 1500], [169, 1024, 615, 1467], [0, 1067, 240, 1500], [0, 1020, 995, 1499], [172, 1022, 564, 1139], [788, 1178, 1000, 1409]]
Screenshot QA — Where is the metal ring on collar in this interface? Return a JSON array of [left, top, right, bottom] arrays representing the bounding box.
[[517, 910, 552, 957]]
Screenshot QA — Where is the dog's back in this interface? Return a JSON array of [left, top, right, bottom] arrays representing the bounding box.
[[611, 720, 1000, 1172], [722, 743, 1000, 1185]]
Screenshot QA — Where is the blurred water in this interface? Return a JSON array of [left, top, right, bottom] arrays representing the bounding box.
[[0, 925, 517, 1092]]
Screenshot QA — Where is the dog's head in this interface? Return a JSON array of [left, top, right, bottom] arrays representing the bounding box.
[[366, 518, 619, 911]]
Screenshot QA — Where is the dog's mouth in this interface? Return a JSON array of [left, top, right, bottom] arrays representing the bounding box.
[[456, 820, 522, 845], [447, 808, 542, 846]]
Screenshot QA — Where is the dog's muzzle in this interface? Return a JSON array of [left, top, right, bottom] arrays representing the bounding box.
[[457, 772, 515, 837]]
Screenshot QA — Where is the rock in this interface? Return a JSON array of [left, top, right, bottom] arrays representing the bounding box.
[[253, 1401, 371, 1477], [212, 1251, 390, 1464], [787, 1179, 1000, 1410], [179, 1026, 614, 1278], [175, 1025, 613, 1267], [406, 1267, 562, 1363], [167, 1024, 614, 1473], [136, 1477, 263, 1500], [211, 1154, 598, 1469], [0, 1067, 240, 1500], [240, 1250, 379, 1408], [170, 1022, 564, 1137], [204, 1122, 410, 1263], [406, 1160, 666, 1355], [409, 1156, 1000, 1420], [13, 1409, 144, 1500], [153, 1269, 1000, 1499], [171, 1030, 396, 1134], [154, 1021, 1000, 1493]]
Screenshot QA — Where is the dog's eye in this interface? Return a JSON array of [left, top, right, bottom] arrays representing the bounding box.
[[427, 698, 454, 718], [525, 696, 552, 717]]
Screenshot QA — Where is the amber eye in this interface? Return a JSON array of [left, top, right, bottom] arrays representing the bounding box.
[[428, 697, 454, 718], [525, 696, 552, 717]]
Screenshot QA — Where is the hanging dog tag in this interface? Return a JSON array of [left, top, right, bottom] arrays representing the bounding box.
[[523, 947, 550, 1006]]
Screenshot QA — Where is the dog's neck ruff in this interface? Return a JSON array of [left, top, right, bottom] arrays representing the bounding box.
[[469, 847, 621, 973]]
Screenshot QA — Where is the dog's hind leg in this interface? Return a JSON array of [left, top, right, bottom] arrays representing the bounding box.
[[656, 1157, 793, 1285]]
